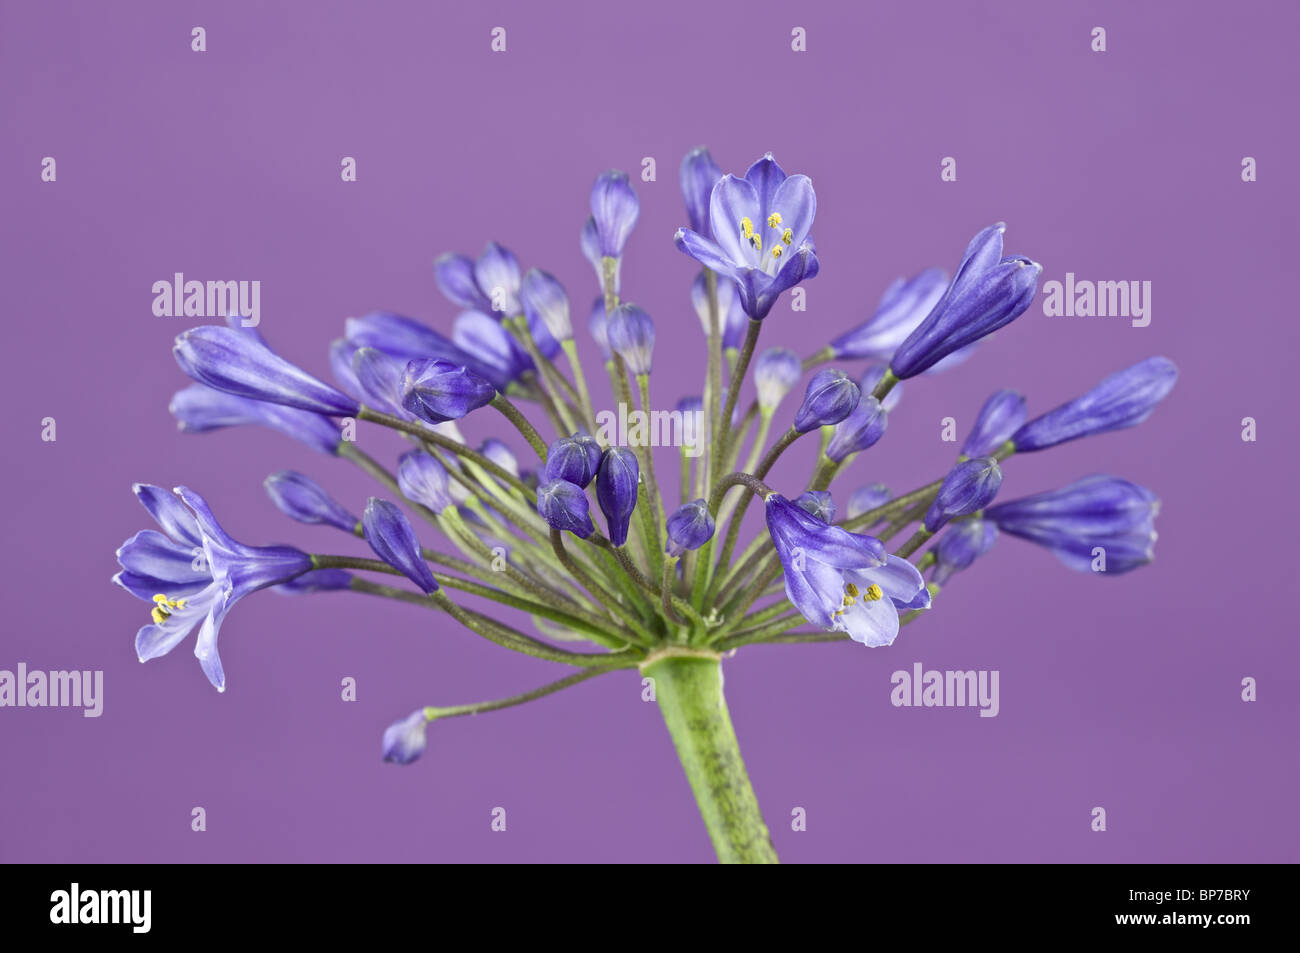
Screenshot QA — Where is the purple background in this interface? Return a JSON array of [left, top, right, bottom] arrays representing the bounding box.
[[2, 0, 1297, 863]]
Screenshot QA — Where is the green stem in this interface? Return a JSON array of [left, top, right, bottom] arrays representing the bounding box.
[[643, 655, 777, 864], [490, 393, 549, 460]]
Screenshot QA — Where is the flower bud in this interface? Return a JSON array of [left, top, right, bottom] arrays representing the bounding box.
[[265, 471, 357, 531], [826, 396, 888, 462], [520, 268, 572, 342], [963, 389, 1027, 458], [595, 447, 639, 546], [537, 479, 595, 539], [401, 359, 497, 425], [752, 347, 802, 411], [606, 304, 656, 375], [793, 369, 860, 433], [680, 146, 722, 235], [829, 267, 948, 360], [545, 436, 599, 488], [382, 708, 431, 765], [847, 484, 892, 522], [590, 171, 639, 258], [397, 450, 453, 513], [665, 499, 715, 557], [932, 518, 998, 586], [362, 498, 439, 594], [794, 490, 835, 523], [923, 458, 1003, 532]]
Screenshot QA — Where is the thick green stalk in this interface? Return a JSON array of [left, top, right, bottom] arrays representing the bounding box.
[[643, 655, 777, 864]]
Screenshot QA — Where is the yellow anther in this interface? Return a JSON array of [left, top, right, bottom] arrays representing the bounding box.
[[782, 228, 793, 245], [152, 594, 169, 603], [149, 593, 186, 624], [740, 217, 754, 238], [767, 212, 783, 228], [752, 234, 762, 252], [845, 582, 860, 598], [772, 246, 783, 259], [150, 607, 169, 624], [864, 584, 884, 602]]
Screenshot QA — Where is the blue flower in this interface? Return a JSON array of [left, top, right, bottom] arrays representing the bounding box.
[[846, 484, 892, 522], [680, 146, 723, 236], [170, 384, 343, 455], [890, 224, 1041, 379], [452, 310, 535, 383], [401, 359, 497, 425], [352, 346, 415, 419], [752, 347, 802, 412], [545, 435, 599, 488], [590, 171, 640, 259], [343, 312, 507, 390], [690, 271, 746, 350], [435, 242, 522, 316], [382, 708, 432, 765], [830, 267, 948, 360], [265, 471, 357, 531], [587, 297, 613, 360], [793, 370, 860, 432], [674, 154, 819, 320], [174, 326, 359, 416], [932, 518, 998, 586], [113, 484, 312, 692], [595, 448, 638, 546], [794, 490, 835, 523], [520, 268, 572, 342], [606, 304, 656, 375], [1011, 357, 1178, 452], [765, 494, 928, 646], [537, 479, 596, 539], [963, 389, 1027, 458], [826, 396, 888, 462], [985, 475, 1159, 574], [665, 499, 715, 556], [362, 498, 439, 593], [923, 457, 1003, 532], [397, 449, 454, 513]]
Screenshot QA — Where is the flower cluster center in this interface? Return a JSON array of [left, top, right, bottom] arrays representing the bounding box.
[[150, 593, 187, 624], [740, 214, 794, 266]]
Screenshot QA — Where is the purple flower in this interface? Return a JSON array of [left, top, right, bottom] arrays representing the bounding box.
[[963, 389, 1027, 458], [794, 490, 835, 523], [753, 347, 802, 411], [452, 311, 534, 384], [362, 498, 439, 594], [665, 500, 715, 557], [435, 242, 521, 316], [595, 448, 638, 546], [401, 359, 497, 425], [606, 304, 656, 375], [590, 171, 640, 259], [826, 396, 888, 462], [343, 311, 507, 390], [674, 154, 819, 320], [173, 326, 359, 416], [923, 457, 1003, 532], [765, 494, 927, 646], [170, 384, 342, 455], [265, 471, 357, 531], [545, 435, 599, 488], [680, 146, 723, 236], [1011, 357, 1178, 452], [397, 449, 454, 513], [985, 475, 1159, 574], [537, 479, 595, 539], [890, 224, 1041, 379], [113, 484, 312, 692], [830, 267, 948, 360], [931, 518, 998, 586], [382, 708, 431, 765], [352, 346, 413, 419], [587, 297, 613, 360], [520, 268, 572, 342], [793, 370, 861, 433]]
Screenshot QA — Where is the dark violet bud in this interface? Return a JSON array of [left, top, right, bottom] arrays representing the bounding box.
[[275, 568, 354, 594], [860, 364, 903, 412], [572, 432, 602, 478], [680, 146, 723, 235], [665, 499, 715, 557], [595, 447, 639, 546], [923, 457, 1003, 532], [587, 297, 612, 360], [590, 170, 639, 258], [752, 347, 802, 411], [173, 326, 359, 416], [985, 475, 1159, 574], [829, 267, 948, 360], [847, 483, 893, 522], [606, 303, 655, 375], [480, 438, 519, 478], [170, 384, 343, 455], [890, 224, 1042, 379], [794, 490, 835, 523], [793, 369, 861, 432], [545, 436, 599, 488], [362, 498, 439, 594], [265, 471, 357, 531], [397, 449, 453, 513], [401, 359, 497, 425], [1011, 357, 1178, 452], [932, 518, 998, 586], [382, 708, 431, 765], [520, 268, 572, 342], [826, 396, 888, 462], [963, 389, 1027, 458], [537, 479, 596, 539]]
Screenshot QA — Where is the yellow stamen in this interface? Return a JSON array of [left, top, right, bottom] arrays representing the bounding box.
[[864, 584, 883, 602], [767, 212, 783, 228], [150, 607, 169, 624], [845, 582, 860, 598], [782, 228, 793, 245], [752, 234, 762, 253], [739, 216, 754, 238], [149, 593, 187, 625], [772, 246, 783, 259]]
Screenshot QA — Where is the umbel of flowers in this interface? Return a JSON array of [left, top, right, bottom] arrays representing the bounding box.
[[114, 150, 1177, 864]]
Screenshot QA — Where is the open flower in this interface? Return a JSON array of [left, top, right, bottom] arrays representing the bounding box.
[[765, 495, 928, 646], [674, 153, 819, 320], [113, 484, 312, 692]]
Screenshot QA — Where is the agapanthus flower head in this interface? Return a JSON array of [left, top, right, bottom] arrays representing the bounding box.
[[830, 267, 948, 360], [400, 359, 497, 425], [753, 347, 802, 412], [985, 475, 1159, 574], [520, 268, 572, 342], [114, 484, 313, 692], [846, 483, 892, 522], [434, 241, 522, 317], [587, 297, 612, 360], [265, 471, 357, 531], [963, 389, 1027, 458], [362, 498, 439, 594], [794, 490, 835, 523], [765, 494, 928, 647], [680, 146, 723, 235], [397, 449, 454, 513], [826, 395, 888, 462], [545, 435, 599, 488], [793, 369, 861, 433], [923, 457, 1003, 532], [690, 270, 746, 350], [674, 153, 819, 320], [537, 479, 595, 539], [590, 170, 640, 260], [932, 518, 998, 586], [890, 224, 1042, 379], [860, 365, 903, 412], [1011, 357, 1178, 452], [595, 448, 638, 546], [606, 303, 656, 375], [665, 499, 715, 557], [174, 326, 359, 416], [170, 384, 343, 455], [382, 708, 431, 765]]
